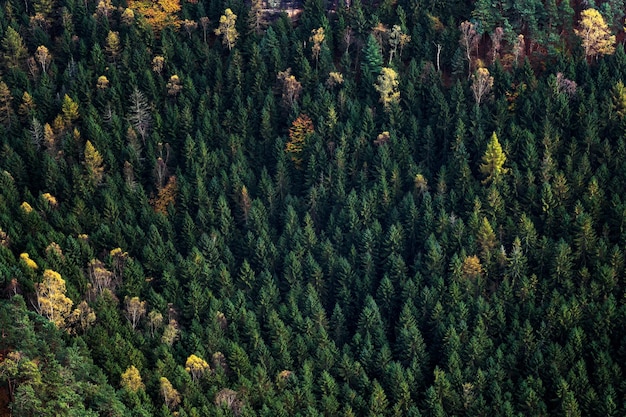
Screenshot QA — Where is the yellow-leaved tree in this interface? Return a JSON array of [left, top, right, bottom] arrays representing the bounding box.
[[34, 269, 74, 328], [374, 67, 400, 111], [121, 365, 144, 392], [185, 354, 210, 382], [480, 132, 507, 184], [310, 27, 325, 66], [61, 94, 80, 127], [575, 8, 615, 61], [286, 114, 314, 168], [160, 377, 181, 410], [462, 255, 483, 279], [471, 67, 493, 107], [124, 296, 146, 330], [84, 140, 105, 186], [477, 217, 497, 259], [215, 9, 238, 51], [128, 0, 181, 32]]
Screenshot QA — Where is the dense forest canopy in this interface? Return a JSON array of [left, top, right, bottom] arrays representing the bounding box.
[[1, 0, 626, 415]]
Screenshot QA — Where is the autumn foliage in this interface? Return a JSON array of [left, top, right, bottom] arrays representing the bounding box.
[[128, 0, 181, 32], [575, 8, 615, 61], [34, 269, 73, 329], [152, 176, 178, 214], [286, 114, 314, 168], [121, 366, 144, 392], [479, 132, 507, 184], [185, 354, 210, 382]]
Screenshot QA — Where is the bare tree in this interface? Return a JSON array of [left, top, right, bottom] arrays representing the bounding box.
[[127, 87, 152, 144], [459, 21, 479, 78], [490, 27, 504, 64]]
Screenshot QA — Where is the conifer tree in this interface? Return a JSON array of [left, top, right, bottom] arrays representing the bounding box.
[[0, 82, 14, 129], [84, 140, 105, 186], [286, 114, 314, 168], [361, 35, 383, 86], [479, 132, 507, 184], [1, 27, 27, 70]]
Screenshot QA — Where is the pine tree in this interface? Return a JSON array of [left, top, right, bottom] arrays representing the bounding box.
[[1, 27, 27, 70], [0, 82, 14, 129], [361, 35, 383, 86]]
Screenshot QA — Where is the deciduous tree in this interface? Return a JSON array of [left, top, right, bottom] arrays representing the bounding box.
[[124, 296, 146, 329], [34, 270, 73, 329], [310, 27, 325, 67], [84, 140, 105, 185], [215, 9, 239, 51], [286, 114, 314, 168], [121, 365, 144, 392], [575, 8, 615, 61], [68, 301, 96, 334], [480, 132, 507, 184], [161, 319, 179, 345], [129, 0, 181, 32], [471, 67, 493, 107], [160, 377, 180, 410], [459, 21, 479, 77], [277, 68, 302, 110], [88, 259, 114, 298], [185, 354, 210, 382], [374, 67, 400, 110], [35, 46, 51, 74]]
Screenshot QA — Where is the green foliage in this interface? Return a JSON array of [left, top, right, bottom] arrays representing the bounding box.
[[361, 34, 383, 87], [0, 1, 625, 416]]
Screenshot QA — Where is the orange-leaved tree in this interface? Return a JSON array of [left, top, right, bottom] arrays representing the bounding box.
[[286, 114, 314, 168], [128, 0, 181, 32], [152, 175, 177, 214]]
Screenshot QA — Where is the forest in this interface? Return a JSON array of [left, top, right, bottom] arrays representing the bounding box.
[[1, 0, 626, 415]]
